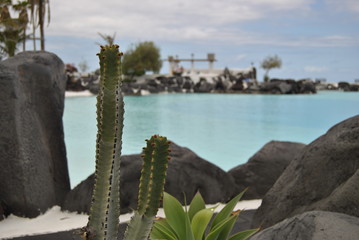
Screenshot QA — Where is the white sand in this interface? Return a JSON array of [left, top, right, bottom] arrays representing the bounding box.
[[0, 200, 261, 239], [65, 90, 94, 98]]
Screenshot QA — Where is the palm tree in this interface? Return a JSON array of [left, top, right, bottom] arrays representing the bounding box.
[[13, 1, 29, 51], [0, 2, 28, 57], [28, 0, 50, 50]]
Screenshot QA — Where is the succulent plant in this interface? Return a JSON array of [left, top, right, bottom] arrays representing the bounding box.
[[151, 190, 259, 240], [81, 45, 170, 240]]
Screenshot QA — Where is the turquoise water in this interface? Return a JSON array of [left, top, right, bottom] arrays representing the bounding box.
[[64, 91, 359, 187]]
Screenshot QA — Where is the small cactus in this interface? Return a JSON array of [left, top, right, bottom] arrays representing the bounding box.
[[123, 135, 171, 239]]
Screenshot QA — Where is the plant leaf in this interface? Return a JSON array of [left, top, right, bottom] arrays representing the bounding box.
[[188, 192, 206, 221], [210, 189, 246, 231], [216, 213, 239, 240], [205, 214, 238, 240], [151, 219, 178, 240], [191, 209, 213, 240], [185, 209, 195, 240], [227, 228, 260, 240], [163, 192, 187, 240]]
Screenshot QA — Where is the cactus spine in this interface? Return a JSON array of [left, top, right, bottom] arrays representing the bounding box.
[[84, 44, 171, 240], [123, 135, 171, 239], [86, 45, 124, 240]]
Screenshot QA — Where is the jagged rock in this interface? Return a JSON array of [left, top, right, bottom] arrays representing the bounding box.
[[228, 141, 305, 199], [250, 211, 359, 240], [62, 142, 235, 214], [299, 80, 317, 93], [0, 51, 70, 218], [252, 115, 359, 229], [193, 78, 214, 93], [261, 81, 292, 94]]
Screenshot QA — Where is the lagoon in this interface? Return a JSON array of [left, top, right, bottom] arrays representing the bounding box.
[[64, 91, 359, 187]]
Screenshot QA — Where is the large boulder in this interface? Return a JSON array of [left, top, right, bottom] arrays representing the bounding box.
[[62, 142, 235, 214], [252, 115, 359, 229], [260, 81, 292, 94], [193, 78, 214, 93], [250, 211, 359, 240], [0, 51, 70, 218], [228, 141, 305, 199]]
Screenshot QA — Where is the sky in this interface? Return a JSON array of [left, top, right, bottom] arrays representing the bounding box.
[[32, 0, 359, 82]]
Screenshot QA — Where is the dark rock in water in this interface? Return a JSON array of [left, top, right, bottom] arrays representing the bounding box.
[[193, 78, 214, 93], [252, 115, 359, 229], [182, 77, 194, 90], [338, 81, 359, 92], [62, 142, 235, 214], [0, 51, 70, 218], [228, 141, 305, 200], [250, 211, 359, 240], [299, 80, 317, 93], [261, 81, 292, 94], [230, 79, 244, 91]]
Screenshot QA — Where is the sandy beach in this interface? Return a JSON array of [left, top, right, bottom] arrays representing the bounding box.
[[0, 199, 261, 239]]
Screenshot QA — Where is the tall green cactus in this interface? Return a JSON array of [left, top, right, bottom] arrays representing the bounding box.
[[82, 44, 170, 240], [85, 44, 124, 240]]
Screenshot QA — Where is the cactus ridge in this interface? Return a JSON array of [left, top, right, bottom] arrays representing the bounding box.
[[137, 135, 171, 217], [88, 45, 124, 240]]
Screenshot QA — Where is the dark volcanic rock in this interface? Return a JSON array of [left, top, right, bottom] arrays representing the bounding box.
[[250, 211, 359, 240], [252, 115, 359, 229], [62, 142, 235, 214], [0, 51, 70, 218], [228, 141, 305, 200], [165, 142, 235, 204], [261, 81, 292, 94], [193, 78, 214, 93]]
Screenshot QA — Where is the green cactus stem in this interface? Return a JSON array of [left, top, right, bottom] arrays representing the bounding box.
[[86, 44, 124, 240], [123, 135, 171, 240]]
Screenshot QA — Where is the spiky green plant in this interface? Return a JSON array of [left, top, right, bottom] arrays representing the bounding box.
[[151, 190, 259, 240], [82, 45, 171, 240]]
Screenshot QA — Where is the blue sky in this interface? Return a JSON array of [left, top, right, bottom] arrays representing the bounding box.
[[38, 0, 358, 82]]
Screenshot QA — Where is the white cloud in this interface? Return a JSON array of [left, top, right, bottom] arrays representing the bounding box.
[[41, 0, 359, 49], [236, 54, 248, 61], [326, 0, 359, 13], [304, 66, 328, 73], [47, 0, 313, 40]]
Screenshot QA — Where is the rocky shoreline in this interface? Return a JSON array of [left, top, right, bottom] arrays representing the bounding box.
[[1, 52, 358, 239]]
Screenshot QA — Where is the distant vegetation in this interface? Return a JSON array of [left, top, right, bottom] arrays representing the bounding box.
[[261, 55, 282, 82], [0, 0, 50, 58], [122, 41, 162, 76]]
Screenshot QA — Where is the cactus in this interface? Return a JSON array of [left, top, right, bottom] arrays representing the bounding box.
[[84, 44, 123, 240], [82, 44, 170, 240], [123, 135, 171, 239]]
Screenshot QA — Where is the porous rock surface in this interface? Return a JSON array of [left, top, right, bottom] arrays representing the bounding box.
[[252, 115, 359, 229], [228, 141, 305, 199], [62, 142, 236, 214], [0, 51, 70, 218], [250, 211, 359, 240]]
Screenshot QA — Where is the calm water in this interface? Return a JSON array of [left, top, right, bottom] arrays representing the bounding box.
[[64, 91, 359, 187]]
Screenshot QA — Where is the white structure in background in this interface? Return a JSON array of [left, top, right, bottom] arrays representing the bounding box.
[[165, 53, 256, 83]]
